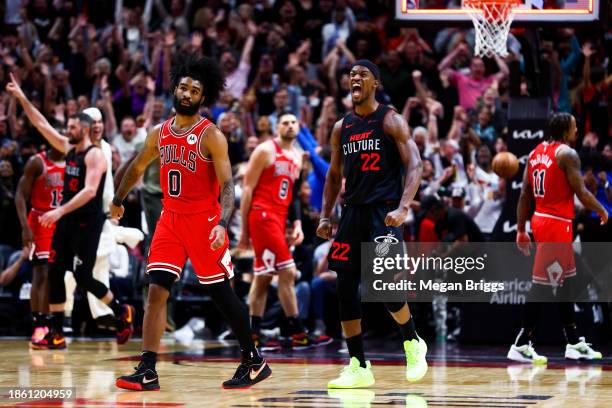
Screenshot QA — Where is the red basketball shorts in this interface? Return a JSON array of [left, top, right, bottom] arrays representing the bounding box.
[[531, 212, 576, 286], [28, 209, 56, 264], [146, 209, 233, 284], [248, 208, 294, 275]]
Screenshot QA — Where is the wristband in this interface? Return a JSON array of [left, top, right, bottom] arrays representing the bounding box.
[[218, 219, 228, 229], [112, 196, 123, 207], [319, 217, 330, 223]]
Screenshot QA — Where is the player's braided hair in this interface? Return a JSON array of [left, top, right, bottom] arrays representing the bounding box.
[[170, 53, 226, 107], [548, 112, 573, 142]]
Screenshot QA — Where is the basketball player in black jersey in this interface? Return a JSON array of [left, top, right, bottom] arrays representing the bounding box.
[[6, 75, 135, 349], [316, 60, 426, 388]]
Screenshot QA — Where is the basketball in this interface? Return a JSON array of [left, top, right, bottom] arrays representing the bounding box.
[[492, 152, 519, 179]]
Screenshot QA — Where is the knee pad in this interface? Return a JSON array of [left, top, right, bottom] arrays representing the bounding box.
[[148, 269, 177, 292], [384, 302, 406, 313], [335, 269, 362, 321]]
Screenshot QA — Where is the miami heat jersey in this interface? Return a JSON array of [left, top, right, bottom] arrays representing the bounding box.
[[527, 141, 574, 220], [340, 104, 403, 206], [31, 151, 65, 212], [251, 140, 300, 215], [159, 116, 220, 213]]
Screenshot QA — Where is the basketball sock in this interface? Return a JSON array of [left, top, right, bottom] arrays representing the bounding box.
[[32, 312, 44, 328], [109, 298, 124, 316], [250, 316, 262, 335], [399, 317, 418, 342], [514, 327, 535, 347], [50, 312, 64, 334], [346, 334, 367, 368], [287, 315, 304, 335], [558, 302, 579, 344], [141, 351, 157, 370], [563, 324, 579, 345], [207, 279, 260, 363]]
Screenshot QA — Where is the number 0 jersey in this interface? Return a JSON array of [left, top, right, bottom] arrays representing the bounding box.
[[31, 151, 65, 212], [340, 104, 403, 206], [527, 141, 574, 220], [158, 116, 220, 214]]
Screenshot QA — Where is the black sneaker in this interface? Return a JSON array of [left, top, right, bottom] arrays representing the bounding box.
[[116, 363, 160, 391], [222, 358, 271, 389]]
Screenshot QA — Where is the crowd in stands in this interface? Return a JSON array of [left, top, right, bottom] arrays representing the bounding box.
[[0, 0, 610, 339]]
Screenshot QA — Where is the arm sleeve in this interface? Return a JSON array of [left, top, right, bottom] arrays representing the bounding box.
[[288, 176, 302, 222]]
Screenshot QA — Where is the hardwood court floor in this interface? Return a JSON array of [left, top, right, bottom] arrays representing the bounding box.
[[0, 337, 611, 407]]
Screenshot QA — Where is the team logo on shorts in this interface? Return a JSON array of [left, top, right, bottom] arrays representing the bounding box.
[[373, 233, 399, 257], [187, 134, 198, 145]]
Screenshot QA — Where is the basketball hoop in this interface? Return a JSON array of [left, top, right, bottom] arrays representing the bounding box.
[[463, 0, 521, 58]]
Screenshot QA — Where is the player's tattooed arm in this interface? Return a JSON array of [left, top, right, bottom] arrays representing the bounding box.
[[205, 126, 234, 227], [558, 146, 608, 224], [384, 110, 423, 226], [15, 155, 43, 248]]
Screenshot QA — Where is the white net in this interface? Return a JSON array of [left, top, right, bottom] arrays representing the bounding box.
[[463, 1, 519, 57]]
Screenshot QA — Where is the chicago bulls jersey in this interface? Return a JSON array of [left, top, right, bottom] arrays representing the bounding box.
[[340, 104, 403, 206], [527, 141, 574, 220], [251, 140, 300, 215], [159, 116, 220, 214], [31, 151, 65, 212]]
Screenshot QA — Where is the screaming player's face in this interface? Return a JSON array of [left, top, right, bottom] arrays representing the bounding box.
[[91, 118, 104, 142], [66, 118, 87, 145], [350, 66, 378, 106], [173, 77, 203, 116], [565, 116, 578, 144], [277, 113, 299, 141]]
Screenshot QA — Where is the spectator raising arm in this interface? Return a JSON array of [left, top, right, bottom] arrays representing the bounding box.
[[5, 73, 70, 153]]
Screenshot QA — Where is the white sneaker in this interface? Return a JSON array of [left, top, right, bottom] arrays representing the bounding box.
[[507, 342, 548, 365], [565, 337, 603, 360]]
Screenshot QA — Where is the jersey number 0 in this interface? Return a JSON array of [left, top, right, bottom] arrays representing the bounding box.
[[168, 169, 182, 197]]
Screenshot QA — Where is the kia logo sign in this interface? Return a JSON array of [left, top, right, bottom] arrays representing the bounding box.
[[513, 130, 544, 140]]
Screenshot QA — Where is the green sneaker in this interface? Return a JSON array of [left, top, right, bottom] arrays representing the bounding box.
[[404, 337, 428, 382], [327, 357, 375, 389]]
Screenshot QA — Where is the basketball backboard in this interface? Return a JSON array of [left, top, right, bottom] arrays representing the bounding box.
[[396, 0, 603, 25]]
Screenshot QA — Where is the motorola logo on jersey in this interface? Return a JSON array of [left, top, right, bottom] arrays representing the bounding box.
[[160, 144, 197, 172], [187, 134, 198, 145]]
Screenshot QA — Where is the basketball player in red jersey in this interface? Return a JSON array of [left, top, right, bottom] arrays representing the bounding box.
[[15, 147, 65, 345], [509, 112, 608, 364], [111, 54, 270, 391], [239, 113, 332, 350]]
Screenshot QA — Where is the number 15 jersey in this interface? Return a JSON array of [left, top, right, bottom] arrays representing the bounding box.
[[159, 116, 220, 214]]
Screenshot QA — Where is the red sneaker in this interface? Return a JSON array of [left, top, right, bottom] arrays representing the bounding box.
[[116, 304, 135, 345], [31, 329, 66, 350]]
